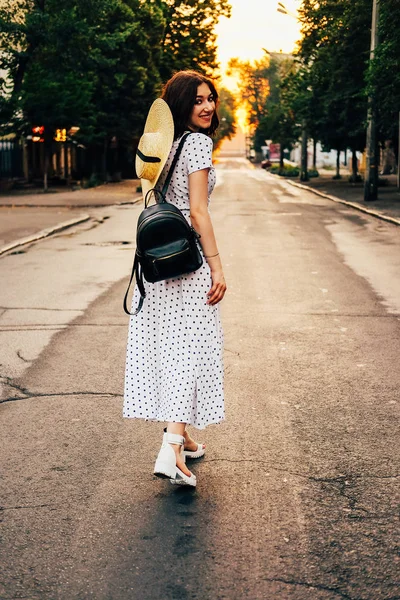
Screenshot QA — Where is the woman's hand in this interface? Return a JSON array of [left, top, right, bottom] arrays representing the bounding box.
[[207, 269, 227, 305]]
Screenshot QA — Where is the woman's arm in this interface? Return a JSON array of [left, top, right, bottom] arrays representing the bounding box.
[[189, 168, 226, 305]]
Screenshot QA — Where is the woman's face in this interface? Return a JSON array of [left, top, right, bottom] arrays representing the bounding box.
[[189, 82, 216, 131]]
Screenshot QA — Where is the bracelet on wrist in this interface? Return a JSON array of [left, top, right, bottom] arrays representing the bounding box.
[[204, 252, 219, 259]]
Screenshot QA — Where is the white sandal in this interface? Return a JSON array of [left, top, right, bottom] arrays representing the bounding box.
[[154, 432, 197, 487], [163, 428, 205, 460], [183, 443, 206, 459]]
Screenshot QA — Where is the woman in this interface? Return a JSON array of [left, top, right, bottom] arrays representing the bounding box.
[[124, 70, 226, 487]]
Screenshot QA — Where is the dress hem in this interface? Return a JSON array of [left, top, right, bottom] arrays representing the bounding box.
[[122, 414, 225, 431]]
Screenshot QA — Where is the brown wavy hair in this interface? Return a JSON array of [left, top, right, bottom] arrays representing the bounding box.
[[161, 70, 219, 140]]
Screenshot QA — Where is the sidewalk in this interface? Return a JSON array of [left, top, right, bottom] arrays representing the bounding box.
[[0, 178, 141, 207], [0, 180, 142, 254], [285, 170, 400, 225]]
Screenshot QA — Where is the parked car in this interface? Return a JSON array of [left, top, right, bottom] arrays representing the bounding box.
[[260, 159, 272, 169]]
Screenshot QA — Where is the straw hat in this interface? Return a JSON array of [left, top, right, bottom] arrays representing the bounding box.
[[135, 98, 174, 200]]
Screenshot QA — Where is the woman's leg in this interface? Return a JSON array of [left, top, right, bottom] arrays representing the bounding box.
[[166, 422, 193, 477], [183, 428, 206, 453]]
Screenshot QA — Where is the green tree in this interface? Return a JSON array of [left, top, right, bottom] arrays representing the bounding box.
[[254, 55, 299, 167], [0, 0, 163, 185], [159, 0, 231, 81], [368, 0, 400, 144], [213, 87, 236, 151], [76, 0, 164, 180], [296, 0, 371, 179], [229, 53, 298, 166], [1, 0, 232, 185]]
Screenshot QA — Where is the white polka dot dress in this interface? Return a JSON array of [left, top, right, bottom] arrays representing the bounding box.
[[123, 132, 225, 429]]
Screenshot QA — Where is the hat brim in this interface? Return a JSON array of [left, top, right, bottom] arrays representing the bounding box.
[[136, 99, 174, 201]]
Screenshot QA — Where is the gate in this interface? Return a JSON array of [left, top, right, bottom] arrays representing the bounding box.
[[0, 140, 24, 178]]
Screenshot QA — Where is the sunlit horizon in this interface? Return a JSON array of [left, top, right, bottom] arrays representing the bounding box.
[[215, 0, 302, 130], [216, 0, 301, 94]]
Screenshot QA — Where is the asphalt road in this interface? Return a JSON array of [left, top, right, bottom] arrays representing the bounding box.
[[1, 158, 399, 600]]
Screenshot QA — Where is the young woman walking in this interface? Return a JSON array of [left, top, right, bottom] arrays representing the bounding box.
[[124, 70, 226, 487]]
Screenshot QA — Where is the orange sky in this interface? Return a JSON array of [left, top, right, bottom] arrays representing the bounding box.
[[215, 0, 302, 91]]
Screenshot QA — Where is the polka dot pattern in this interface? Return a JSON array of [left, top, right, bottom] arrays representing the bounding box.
[[123, 132, 224, 429]]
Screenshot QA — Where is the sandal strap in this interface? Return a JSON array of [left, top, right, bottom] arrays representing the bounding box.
[[165, 433, 184, 446]]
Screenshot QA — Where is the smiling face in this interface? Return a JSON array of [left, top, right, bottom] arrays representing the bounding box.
[[188, 82, 216, 132]]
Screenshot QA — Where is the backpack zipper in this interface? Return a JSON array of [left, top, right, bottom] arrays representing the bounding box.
[[153, 247, 189, 262]]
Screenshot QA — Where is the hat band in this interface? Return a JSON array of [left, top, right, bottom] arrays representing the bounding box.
[[136, 148, 161, 163]]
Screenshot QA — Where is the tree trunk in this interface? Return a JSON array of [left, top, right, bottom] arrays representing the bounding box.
[[313, 139, 317, 169], [102, 138, 108, 182], [300, 122, 308, 181], [280, 142, 284, 170], [43, 150, 49, 192], [351, 149, 358, 181], [335, 150, 341, 179]]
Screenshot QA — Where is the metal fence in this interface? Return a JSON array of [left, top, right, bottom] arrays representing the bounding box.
[[0, 140, 24, 178]]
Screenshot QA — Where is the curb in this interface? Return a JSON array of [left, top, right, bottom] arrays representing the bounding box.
[[284, 179, 400, 227], [0, 196, 143, 209], [0, 214, 91, 257]]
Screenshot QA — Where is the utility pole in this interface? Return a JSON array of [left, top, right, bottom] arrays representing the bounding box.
[[364, 0, 379, 202]]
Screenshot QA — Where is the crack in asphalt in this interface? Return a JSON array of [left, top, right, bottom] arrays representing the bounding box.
[[1, 376, 123, 404], [309, 474, 399, 515], [0, 323, 125, 332], [0, 327, 66, 332], [1, 389, 123, 404], [0, 376, 31, 397], [207, 459, 399, 480], [345, 512, 399, 521], [207, 459, 398, 520], [0, 306, 82, 312], [224, 347, 240, 356], [262, 577, 362, 600], [0, 503, 54, 511], [16, 350, 32, 363]]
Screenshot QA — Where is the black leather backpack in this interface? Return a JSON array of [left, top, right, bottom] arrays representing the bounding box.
[[123, 133, 203, 315]]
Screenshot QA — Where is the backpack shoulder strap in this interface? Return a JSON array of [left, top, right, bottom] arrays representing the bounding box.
[[123, 132, 191, 317], [160, 132, 191, 198], [123, 253, 146, 316]]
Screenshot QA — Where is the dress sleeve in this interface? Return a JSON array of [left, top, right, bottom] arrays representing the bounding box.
[[185, 133, 213, 175]]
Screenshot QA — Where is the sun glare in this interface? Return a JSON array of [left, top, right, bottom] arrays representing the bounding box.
[[215, 0, 301, 135], [216, 0, 301, 91], [235, 105, 248, 131]]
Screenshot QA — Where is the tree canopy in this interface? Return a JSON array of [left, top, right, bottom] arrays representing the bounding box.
[[368, 0, 400, 140], [296, 0, 371, 155], [0, 0, 232, 180], [228, 53, 299, 164], [226, 0, 400, 176]]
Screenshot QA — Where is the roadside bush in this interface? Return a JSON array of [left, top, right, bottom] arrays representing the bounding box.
[[308, 169, 319, 178], [270, 164, 300, 177]]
